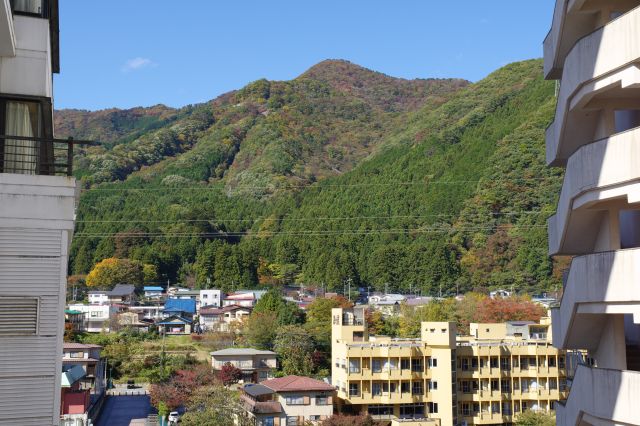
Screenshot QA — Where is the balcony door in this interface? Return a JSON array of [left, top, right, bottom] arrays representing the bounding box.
[[0, 97, 53, 175]]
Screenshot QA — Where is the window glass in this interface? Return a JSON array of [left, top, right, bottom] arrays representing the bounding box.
[[3, 101, 41, 174], [11, 0, 44, 15]]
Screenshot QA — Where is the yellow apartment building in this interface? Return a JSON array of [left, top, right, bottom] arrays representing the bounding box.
[[331, 307, 568, 426]]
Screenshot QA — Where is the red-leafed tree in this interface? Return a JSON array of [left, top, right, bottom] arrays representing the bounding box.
[[150, 383, 185, 410], [150, 364, 218, 410], [474, 296, 546, 324], [218, 362, 243, 386]]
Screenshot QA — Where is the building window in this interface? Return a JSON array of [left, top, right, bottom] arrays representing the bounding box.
[[400, 358, 410, 370], [316, 396, 329, 405], [428, 358, 437, 368], [372, 359, 382, 373], [427, 402, 438, 414], [368, 405, 392, 417], [399, 403, 424, 419], [349, 383, 359, 397], [259, 418, 274, 426], [549, 378, 558, 390], [500, 358, 510, 370], [491, 379, 499, 391], [461, 381, 470, 393], [309, 416, 321, 422], [286, 417, 298, 426], [412, 381, 423, 395], [68, 351, 84, 359], [490, 357, 499, 368], [349, 359, 360, 374], [559, 357, 565, 368], [372, 383, 382, 396], [401, 382, 410, 394], [10, 0, 46, 17], [285, 396, 304, 405], [501, 380, 511, 393], [549, 357, 556, 367], [411, 359, 423, 372], [428, 381, 437, 391]]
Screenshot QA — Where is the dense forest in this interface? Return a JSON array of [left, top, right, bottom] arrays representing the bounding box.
[[58, 59, 564, 295]]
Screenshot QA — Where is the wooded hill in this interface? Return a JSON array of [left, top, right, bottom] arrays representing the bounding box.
[[58, 59, 564, 295]]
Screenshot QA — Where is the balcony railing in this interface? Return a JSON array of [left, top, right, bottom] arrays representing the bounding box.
[[0, 135, 92, 176]]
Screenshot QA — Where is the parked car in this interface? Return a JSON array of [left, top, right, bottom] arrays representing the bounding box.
[[168, 411, 180, 423], [126, 380, 135, 389]]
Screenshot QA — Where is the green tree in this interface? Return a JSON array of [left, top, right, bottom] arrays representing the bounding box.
[[514, 410, 555, 426], [253, 288, 303, 325], [273, 325, 315, 376], [243, 312, 278, 350], [180, 384, 252, 426]]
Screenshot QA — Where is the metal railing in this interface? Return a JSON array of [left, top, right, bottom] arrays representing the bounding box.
[[0, 135, 92, 176]]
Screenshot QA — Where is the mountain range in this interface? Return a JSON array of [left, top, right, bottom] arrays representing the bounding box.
[[57, 59, 564, 295]]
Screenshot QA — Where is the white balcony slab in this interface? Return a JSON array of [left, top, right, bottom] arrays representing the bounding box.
[[546, 6, 640, 165], [552, 249, 640, 350], [556, 366, 640, 425], [549, 128, 640, 255]]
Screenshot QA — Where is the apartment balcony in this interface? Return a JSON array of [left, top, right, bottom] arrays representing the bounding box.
[[551, 249, 640, 350], [0, 135, 86, 177], [352, 391, 427, 405], [557, 365, 640, 425], [460, 412, 503, 425], [544, 0, 640, 78], [0, 0, 15, 56], [548, 128, 640, 255], [546, 6, 640, 166]]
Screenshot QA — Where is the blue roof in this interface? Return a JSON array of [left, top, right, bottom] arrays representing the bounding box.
[[144, 286, 164, 291], [164, 298, 196, 314]]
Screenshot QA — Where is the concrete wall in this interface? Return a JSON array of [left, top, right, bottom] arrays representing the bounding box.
[[0, 174, 77, 425]]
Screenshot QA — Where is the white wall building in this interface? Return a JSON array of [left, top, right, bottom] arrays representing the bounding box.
[[87, 291, 108, 305], [199, 288, 223, 308], [544, 2, 640, 425], [67, 304, 117, 333], [0, 1, 82, 424]]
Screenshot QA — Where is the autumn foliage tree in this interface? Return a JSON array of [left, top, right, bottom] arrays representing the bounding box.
[[218, 362, 242, 385], [150, 365, 217, 410], [86, 257, 144, 289]]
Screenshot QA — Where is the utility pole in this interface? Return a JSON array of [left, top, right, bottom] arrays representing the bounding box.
[[347, 277, 352, 302], [439, 282, 442, 298]]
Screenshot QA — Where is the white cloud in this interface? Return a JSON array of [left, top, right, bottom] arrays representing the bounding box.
[[122, 57, 156, 72]]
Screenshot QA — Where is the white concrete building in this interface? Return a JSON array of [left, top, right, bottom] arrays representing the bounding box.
[[87, 291, 108, 305], [199, 288, 223, 308], [67, 304, 117, 333], [0, 1, 84, 425], [544, 2, 640, 424]]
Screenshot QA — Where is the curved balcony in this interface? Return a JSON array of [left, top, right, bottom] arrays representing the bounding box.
[[556, 365, 640, 425], [546, 6, 640, 166], [551, 249, 640, 350], [548, 128, 640, 255]]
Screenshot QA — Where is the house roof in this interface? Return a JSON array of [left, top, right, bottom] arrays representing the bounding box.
[[157, 315, 192, 325], [243, 384, 274, 398], [88, 291, 107, 295], [200, 304, 251, 316], [144, 286, 164, 292], [261, 376, 335, 392], [61, 365, 86, 387], [64, 309, 83, 315], [63, 343, 102, 350], [164, 298, 196, 314], [210, 348, 276, 356], [108, 284, 136, 297]]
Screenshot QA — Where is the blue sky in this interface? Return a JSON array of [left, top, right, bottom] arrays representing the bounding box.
[[55, 1, 555, 111]]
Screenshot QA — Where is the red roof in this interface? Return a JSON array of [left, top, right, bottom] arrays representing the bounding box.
[[261, 376, 335, 392]]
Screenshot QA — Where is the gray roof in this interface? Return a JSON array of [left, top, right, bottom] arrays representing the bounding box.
[[243, 384, 274, 398], [108, 284, 136, 297], [210, 348, 276, 356]]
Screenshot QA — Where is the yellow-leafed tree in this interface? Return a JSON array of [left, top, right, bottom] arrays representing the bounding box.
[[86, 258, 144, 289]]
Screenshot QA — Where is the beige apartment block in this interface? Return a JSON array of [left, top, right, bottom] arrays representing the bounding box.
[[544, 0, 640, 424], [331, 308, 567, 426]]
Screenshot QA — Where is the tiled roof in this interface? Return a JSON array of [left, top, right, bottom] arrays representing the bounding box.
[[63, 343, 103, 349], [243, 384, 274, 398], [210, 348, 276, 356], [108, 284, 136, 297], [261, 375, 335, 392], [200, 304, 251, 315], [157, 315, 192, 325], [164, 298, 196, 314], [144, 286, 164, 291]]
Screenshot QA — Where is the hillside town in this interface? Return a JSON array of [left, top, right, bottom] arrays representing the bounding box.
[[1, 0, 640, 425]]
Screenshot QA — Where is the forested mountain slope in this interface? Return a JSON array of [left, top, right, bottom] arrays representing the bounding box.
[[66, 59, 562, 295]]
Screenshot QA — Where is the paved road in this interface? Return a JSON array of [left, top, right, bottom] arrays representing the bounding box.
[[95, 395, 152, 426]]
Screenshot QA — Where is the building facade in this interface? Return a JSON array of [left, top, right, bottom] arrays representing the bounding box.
[[0, 1, 82, 424], [240, 376, 335, 425], [544, 1, 640, 425], [211, 348, 277, 383], [331, 308, 567, 426]]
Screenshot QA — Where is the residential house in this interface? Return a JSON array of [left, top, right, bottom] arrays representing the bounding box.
[[128, 305, 164, 322], [241, 376, 335, 425], [62, 343, 106, 395], [67, 304, 118, 333], [158, 298, 197, 335], [367, 293, 406, 316], [60, 365, 90, 425], [157, 315, 192, 335], [223, 290, 267, 308], [143, 286, 164, 300], [0, 3, 81, 422], [64, 309, 85, 332], [200, 288, 223, 308], [332, 307, 567, 425], [107, 284, 136, 306], [199, 304, 251, 332], [87, 291, 109, 305], [210, 348, 277, 383], [489, 289, 511, 299], [544, 1, 640, 424], [117, 311, 150, 332]]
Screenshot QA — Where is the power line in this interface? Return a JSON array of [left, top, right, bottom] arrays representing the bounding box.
[[80, 176, 559, 193], [75, 210, 552, 224], [73, 224, 550, 239]]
